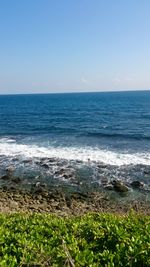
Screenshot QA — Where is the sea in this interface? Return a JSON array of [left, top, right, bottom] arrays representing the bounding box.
[[0, 91, 150, 199]]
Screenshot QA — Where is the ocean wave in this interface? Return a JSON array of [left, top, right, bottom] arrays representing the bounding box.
[[0, 139, 150, 166], [0, 137, 16, 143], [85, 132, 150, 140]]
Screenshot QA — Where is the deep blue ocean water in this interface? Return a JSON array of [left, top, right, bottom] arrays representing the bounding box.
[[0, 91, 150, 195]]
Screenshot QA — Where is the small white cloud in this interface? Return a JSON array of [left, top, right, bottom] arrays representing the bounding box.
[[112, 77, 121, 83], [81, 77, 89, 84], [112, 74, 134, 84]]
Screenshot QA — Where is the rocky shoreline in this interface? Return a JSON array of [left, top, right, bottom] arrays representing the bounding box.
[[0, 157, 150, 215], [0, 156, 150, 193], [0, 186, 150, 215]]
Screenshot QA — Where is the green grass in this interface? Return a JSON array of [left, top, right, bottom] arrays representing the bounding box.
[[0, 212, 149, 267]]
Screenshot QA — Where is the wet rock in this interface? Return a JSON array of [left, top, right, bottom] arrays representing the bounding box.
[[35, 159, 49, 167], [22, 159, 33, 164], [63, 172, 74, 179], [32, 182, 48, 196], [48, 158, 56, 163], [111, 180, 129, 193], [35, 161, 41, 165], [33, 187, 45, 194], [35, 175, 40, 180], [12, 157, 19, 162], [2, 185, 8, 191], [12, 177, 21, 184], [101, 177, 109, 185], [130, 181, 144, 189], [56, 161, 64, 167], [144, 169, 150, 175], [8, 186, 16, 191], [55, 167, 75, 179], [41, 163, 49, 169], [76, 160, 82, 164], [104, 184, 114, 190], [35, 182, 46, 188], [56, 160, 68, 167], [41, 157, 49, 162], [6, 165, 15, 173], [54, 168, 66, 176], [71, 192, 88, 201], [97, 163, 108, 169], [0, 174, 11, 181]]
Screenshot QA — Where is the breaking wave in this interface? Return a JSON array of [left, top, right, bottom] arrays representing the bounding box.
[[0, 138, 150, 166]]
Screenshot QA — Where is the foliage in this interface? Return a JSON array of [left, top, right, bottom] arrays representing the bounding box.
[[0, 212, 149, 266]]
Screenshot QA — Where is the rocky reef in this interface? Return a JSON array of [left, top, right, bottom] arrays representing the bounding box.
[[0, 156, 150, 214]]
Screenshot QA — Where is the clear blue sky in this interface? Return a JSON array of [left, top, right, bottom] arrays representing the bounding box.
[[0, 0, 150, 94]]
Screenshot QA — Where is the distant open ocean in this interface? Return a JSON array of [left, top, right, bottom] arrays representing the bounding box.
[[0, 91, 150, 196]]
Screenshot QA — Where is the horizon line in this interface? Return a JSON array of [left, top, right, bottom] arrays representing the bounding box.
[[0, 89, 150, 96]]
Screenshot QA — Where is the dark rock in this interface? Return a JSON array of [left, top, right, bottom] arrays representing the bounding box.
[[41, 163, 49, 169], [76, 160, 82, 163], [111, 180, 129, 193], [41, 157, 48, 161], [12, 177, 21, 183], [130, 181, 144, 189], [54, 168, 66, 176], [6, 165, 15, 173], [144, 169, 150, 175], [22, 159, 32, 164], [63, 173, 73, 179], [97, 163, 108, 169], [35, 175, 40, 180], [12, 157, 19, 162], [35, 159, 49, 167], [104, 184, 114, 190], [33, 187, 45, 194], [8, 186, 16, 191], [48, 158, 56, 163], [32, 182, 49, 196], [101, 177, 109, 185], [35, 182, 47, 188], [55, 168, 75, 179], [35, 161, 41, 165], [2, 185, 8, 191], [0, 174, 11, 181], [71, 192, 88, 200]]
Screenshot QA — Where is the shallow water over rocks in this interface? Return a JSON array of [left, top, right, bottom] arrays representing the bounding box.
[[0, 156, 150, 203]]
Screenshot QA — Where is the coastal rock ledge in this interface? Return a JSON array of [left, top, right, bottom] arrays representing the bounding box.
[[0, 188, 149, 215]]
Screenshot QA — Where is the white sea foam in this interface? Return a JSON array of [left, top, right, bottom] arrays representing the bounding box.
[[0, 140, 150, 166], [0, 138, 16, 143]]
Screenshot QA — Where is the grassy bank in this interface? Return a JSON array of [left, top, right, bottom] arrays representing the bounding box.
[[0, 212, 149, 266]]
